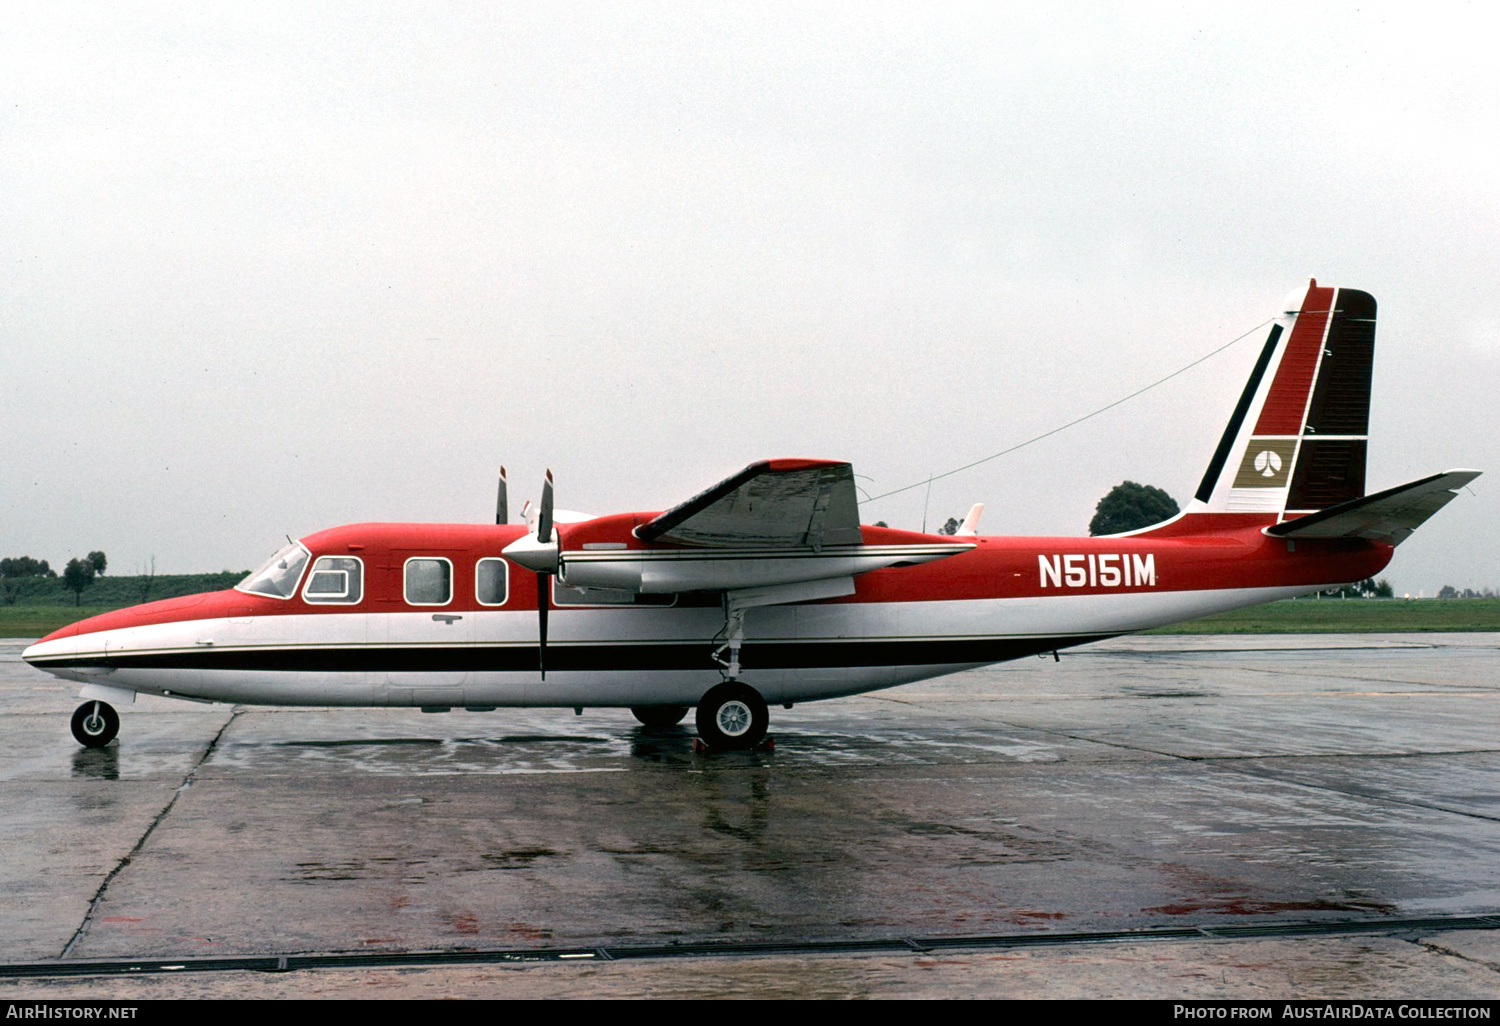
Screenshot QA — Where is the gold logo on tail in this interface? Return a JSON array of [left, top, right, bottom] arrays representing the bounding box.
[[1233, 439, 1296, 488]]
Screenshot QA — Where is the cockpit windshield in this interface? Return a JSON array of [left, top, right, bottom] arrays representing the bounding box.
[[236, 541, 311, 599]]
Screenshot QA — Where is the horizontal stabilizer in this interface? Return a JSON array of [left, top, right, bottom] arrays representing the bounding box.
[[1266, 470, 1480, 544]]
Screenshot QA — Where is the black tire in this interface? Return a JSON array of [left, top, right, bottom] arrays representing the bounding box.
[[71, 701, 119, 748], [631, 705, 689, 728], [694, 681, 769, 751]]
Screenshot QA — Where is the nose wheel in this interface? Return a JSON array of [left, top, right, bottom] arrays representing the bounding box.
[[71, 701, 119, 748], [695, 681, 769, 751]]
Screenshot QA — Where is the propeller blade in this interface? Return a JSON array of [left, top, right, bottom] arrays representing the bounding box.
[[537, 571, 549, 680], [514, 470, 556, 680], [496, 466, 508, 525], [538, 470, 555, 544]]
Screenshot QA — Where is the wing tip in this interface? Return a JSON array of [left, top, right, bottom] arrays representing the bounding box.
[[763, 458, 851, 473]]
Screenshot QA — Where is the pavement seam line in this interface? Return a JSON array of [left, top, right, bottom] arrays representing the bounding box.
[[953, 718, 1192, 760], [1413, 938, 1500, 976], [1179, 748, 1500, 763], [1222, 763, 1500, 825], [973, 729, 1500, 825], [1171, 663, 1500, 692], [58, 707, 244, 960], [13, 915, 1500, 980]]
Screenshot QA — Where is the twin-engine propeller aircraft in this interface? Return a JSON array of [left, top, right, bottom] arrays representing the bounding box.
[[25, 281, 1479, 751]]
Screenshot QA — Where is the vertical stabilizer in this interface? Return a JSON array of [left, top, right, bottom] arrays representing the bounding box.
[[1191, 280, 1375, 516]]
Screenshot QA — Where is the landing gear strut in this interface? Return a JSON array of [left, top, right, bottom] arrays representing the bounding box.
[[695, 681, 769, 751], [711, 603, 747, 679], [71, 701, 119, 748]]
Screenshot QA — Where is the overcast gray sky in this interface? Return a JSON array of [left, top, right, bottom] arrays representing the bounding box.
[[3, 1, 1495, 595]]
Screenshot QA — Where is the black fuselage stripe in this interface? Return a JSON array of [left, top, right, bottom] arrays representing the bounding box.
[[34, 636, 1111, 673]]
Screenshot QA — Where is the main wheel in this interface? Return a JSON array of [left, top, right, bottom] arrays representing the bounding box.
[[631, 705, 689, 728], [694, 681, 769, 751], [71, 701, 119, 748]]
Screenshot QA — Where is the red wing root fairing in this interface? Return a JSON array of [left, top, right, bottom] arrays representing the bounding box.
[[24, 280, 1479, 751]]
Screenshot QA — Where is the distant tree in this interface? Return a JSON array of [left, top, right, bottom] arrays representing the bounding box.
[[937, 517, 961, 536], [136, 555, 156, 603], [1318, 577, 1395, 599], [1433, 584, 1495, 599], [1088, 482, 1180, 536], [1, 556, 54, 578], [88, 550, 107, 575], [873, 521, 888, 528], [62, 558, 96, 606]]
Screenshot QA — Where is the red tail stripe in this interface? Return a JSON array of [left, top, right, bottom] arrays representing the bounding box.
[[1252, 282, 1334, 435]]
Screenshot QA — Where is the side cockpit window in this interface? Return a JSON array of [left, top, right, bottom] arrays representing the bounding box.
[[237, 542, 311, 600], [303, 556, 363, 604]]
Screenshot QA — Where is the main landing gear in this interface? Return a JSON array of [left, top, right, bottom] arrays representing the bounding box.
[[695, 680, 770, 751], [693, 594, 774, 751], [71, 701, 119, 748], [630, 705, 689, 728]]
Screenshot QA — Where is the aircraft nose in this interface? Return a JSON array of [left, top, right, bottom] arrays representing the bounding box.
[[21, 634, 76, 669]]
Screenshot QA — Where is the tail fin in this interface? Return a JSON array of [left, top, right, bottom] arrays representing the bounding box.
[[1191, 279, 1376, 517]]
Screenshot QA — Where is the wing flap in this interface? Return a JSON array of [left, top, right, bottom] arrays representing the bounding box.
[[636, 459, 862, 549], [1266, 469, 1480, 544]]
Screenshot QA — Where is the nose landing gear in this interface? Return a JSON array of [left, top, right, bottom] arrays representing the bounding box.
[[71, 701, 119, 748]]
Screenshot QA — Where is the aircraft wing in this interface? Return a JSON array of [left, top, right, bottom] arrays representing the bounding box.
[[550, 459, 969, 596], [1266, 469, 1481, 544], [635, 459, 863, 549]]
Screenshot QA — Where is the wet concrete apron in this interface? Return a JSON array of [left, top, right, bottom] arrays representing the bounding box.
[[4, 633, 1500, 997]]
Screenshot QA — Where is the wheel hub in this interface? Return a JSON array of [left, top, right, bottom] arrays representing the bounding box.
[[716, 700, 752, 737]]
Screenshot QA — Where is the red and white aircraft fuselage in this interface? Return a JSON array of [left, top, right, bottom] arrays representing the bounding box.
[[23, 281, 1479, 750]]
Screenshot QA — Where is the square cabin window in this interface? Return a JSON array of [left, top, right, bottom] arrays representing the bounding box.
[[475, 558, 508, 606], [303, 556, 363, 604], [404, 558, 452, 605]]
